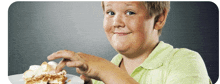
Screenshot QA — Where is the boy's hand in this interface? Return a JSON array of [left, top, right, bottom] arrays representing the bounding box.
[[47, 50, 118, 81]]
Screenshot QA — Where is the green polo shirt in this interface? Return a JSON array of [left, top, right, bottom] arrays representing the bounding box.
[[92, 41, 211, 84]]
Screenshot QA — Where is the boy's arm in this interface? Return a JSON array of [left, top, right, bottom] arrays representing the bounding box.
[[99, 66, 139, 84], [85, 63, 139, 84]]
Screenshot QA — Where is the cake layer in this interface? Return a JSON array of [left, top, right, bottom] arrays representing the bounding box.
[[23, 61, 68, 84]]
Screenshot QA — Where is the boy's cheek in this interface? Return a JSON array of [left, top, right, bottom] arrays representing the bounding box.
[[103, 23, 111, 34], [103, 19, 112, 29]]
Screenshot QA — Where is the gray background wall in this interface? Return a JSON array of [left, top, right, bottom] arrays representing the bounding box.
[[8, 2, 218, 83]]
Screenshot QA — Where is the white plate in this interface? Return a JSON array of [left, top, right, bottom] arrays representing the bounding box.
[[8, 74, 84, 84]]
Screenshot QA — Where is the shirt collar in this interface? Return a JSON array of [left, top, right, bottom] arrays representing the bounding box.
[[111, 54, 123, 66], [140, 41, 173, 69]]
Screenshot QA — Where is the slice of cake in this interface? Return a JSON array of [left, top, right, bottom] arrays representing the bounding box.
[[23, 61, 67, 84]]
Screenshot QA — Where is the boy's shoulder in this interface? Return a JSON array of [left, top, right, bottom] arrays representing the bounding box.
[[168, 48, 204, 66], [173, 48, 201, 59]]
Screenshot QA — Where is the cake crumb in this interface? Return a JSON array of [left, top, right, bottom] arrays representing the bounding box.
[[68, 79, 71, 82]]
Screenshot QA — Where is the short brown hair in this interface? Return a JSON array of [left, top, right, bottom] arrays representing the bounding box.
[[101, 1, 170, 36], [144, 1, 170, 35]]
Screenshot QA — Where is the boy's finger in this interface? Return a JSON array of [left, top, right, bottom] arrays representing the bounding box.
[[80, 75, 92, 83], [66, 61, 88, 71], [55, 59, 67, 73], [47, 50, 75, 60], [80, 75, 91, 81], [80, 75, 86, 80]]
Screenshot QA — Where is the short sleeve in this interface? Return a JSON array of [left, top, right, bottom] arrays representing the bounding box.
[[165, 48, 210, 84]]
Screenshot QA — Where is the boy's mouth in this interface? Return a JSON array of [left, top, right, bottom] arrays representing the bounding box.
[[114, 32, 131, 36]]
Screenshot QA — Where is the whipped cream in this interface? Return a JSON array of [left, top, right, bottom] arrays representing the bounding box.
[[29, 65, 41, 71], [23, 61, 61, 79], [48, 61, 58, 69]]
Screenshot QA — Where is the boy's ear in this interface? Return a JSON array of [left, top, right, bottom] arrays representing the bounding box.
[[154, 9, 169, 30]]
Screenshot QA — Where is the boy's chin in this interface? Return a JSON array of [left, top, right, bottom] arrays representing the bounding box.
[[115, 49, 126, 53], [114, 45, 129, 52], [115, 48, 133, 56], [115, 48, 140, 58]]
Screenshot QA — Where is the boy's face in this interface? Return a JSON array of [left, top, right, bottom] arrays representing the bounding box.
[[103, 1, 157, 55]]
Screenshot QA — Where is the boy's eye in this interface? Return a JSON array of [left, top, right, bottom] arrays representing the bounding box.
[[126, 11, 136, 15], [107, 11, 115, 15]]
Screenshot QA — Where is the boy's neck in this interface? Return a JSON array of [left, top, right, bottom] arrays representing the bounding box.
[[120, 41, 159, 75], [120, 53, 149, 75]]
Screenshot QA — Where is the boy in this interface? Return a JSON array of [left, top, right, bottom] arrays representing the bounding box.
[[48, 1, 211, 84]]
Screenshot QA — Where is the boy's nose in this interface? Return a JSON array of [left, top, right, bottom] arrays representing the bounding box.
[[113, 15, 125, 28]]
